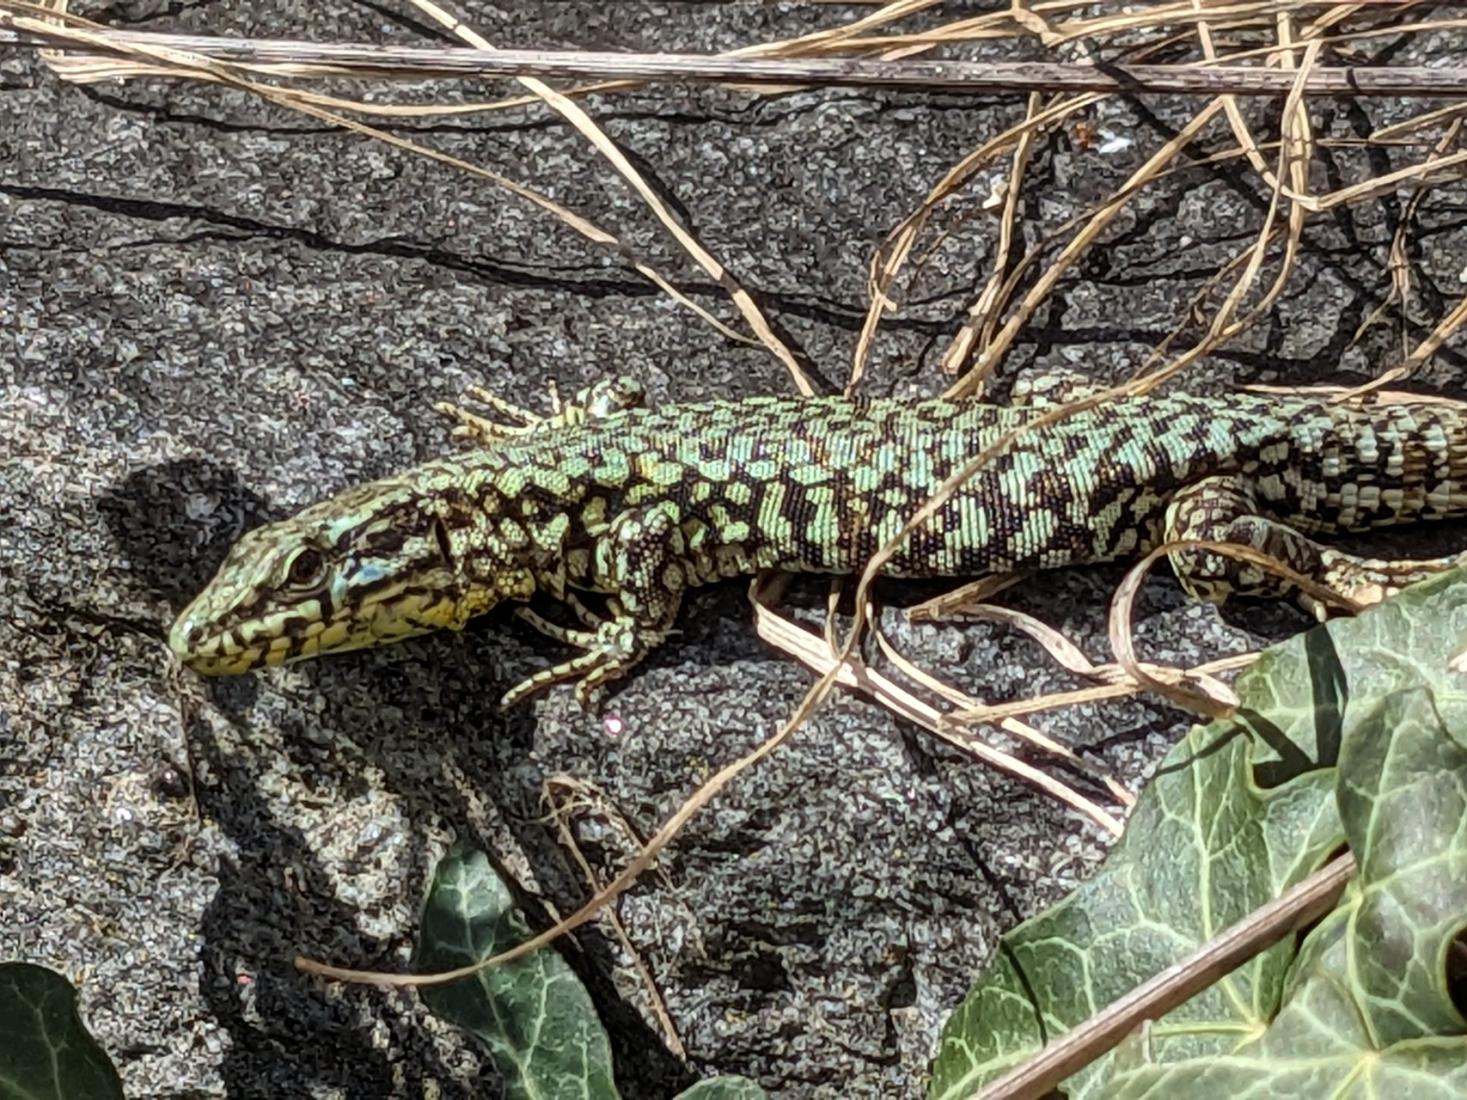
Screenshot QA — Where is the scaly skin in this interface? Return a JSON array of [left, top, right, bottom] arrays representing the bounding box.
[[170, 381, 1467, 705]]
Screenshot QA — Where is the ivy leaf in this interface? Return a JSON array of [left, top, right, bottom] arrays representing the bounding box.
[[930, 567, 1467, 1098], [0, 963, 123, 1100], [1331, 686, 1467, 1047], [1100, 687, 1467, 1095], [674, 1076, 770, 1099], [414, 847, 619, 1100]]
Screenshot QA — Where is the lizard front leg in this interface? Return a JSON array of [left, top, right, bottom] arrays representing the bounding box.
[[1009, 367, 1112, 407], [1165, 475, 1466, 619], [437, 377, 648, 447], [500, 501, 688, 708]]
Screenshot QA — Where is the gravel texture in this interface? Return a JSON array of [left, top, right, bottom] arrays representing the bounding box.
[[3, 2, 1465, 1097]]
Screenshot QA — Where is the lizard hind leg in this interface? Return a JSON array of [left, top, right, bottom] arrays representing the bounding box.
[[1310, 546, 1467, 618], [1164, 476, 1467, 620]]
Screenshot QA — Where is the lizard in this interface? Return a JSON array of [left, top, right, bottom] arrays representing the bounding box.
[[169, 377, 1467, 707]]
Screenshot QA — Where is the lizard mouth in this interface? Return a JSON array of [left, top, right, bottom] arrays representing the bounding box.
[[169, 593, 442, 674], [169, 607, 296, 675]]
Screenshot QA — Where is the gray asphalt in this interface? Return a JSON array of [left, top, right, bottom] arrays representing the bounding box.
[[3, 3, 1465, 1097]]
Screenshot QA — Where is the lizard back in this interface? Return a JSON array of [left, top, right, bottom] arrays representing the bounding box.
[[444, 390, 1467, 584]]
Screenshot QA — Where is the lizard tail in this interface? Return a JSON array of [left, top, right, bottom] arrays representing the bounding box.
[[1305, 398, 1467, 530]]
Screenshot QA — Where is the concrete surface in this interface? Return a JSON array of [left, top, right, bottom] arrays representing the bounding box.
[[2, 2, 1465, 1097]]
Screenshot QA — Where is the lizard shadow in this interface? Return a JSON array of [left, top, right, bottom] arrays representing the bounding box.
[[100, 460, 697, 1098]]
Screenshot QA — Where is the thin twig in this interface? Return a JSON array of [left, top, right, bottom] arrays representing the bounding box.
[[7, 25, 1467, 96]]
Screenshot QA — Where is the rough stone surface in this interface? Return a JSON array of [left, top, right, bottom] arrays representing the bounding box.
[[2, 3, 1465, 1098]]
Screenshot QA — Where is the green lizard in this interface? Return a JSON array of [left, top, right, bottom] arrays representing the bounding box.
[[170, 379, 1467, 706]]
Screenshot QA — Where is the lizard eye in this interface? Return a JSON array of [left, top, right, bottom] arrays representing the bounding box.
[[285, 547, 327, 589]]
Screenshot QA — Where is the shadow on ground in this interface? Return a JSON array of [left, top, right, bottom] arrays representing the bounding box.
[[100, 460, 697, 1098]]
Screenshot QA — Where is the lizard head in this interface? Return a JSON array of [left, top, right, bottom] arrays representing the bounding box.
[[169, 465, 536, 675]]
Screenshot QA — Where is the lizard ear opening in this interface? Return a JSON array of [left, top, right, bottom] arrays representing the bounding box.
[[431, 516, 454, 569]]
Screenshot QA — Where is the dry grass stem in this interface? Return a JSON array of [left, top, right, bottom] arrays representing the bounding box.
[[929, 602, 1247, 715], [750, 592, 1126, 835], [17, 4, 768, 356], [938, 92, 1047, 376], [852, 91, 1102, 391], [542, 776, 685, 1059], [950, 100, 1229, 397], [12, 23, 1467, 96], [402, 0, 814, 396], [1108, 538, 1365, 718], [864, 606, 1135, 806], [298, 639, 846, 986]]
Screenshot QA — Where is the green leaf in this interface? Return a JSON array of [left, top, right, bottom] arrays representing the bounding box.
[[928, 667, 1341, 1097], [413, 847, 619, 1100], [0, 963, 123, 1100], [1333, 687, 1467, 1046], [674, 1075, 771, 1099], [1099, 686, 1467, 1095], [930, 567, 1467, 1098]]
